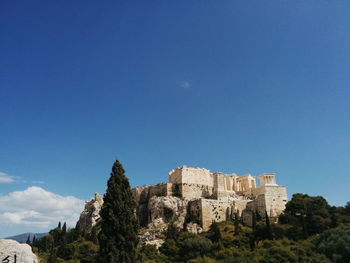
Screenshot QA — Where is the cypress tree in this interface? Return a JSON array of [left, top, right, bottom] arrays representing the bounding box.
[[255, 210, 262, 222], [209, 222, 221, 242], [98, 160, 139, 263], [265, 211, 273, 240], [58, 222, 61, 229], [61, 222, 67, 245], [62, 222, 67, 234], [26, 234, 31, 244], [234, 212, 240, 236], [250, 211, 257, 250], [32, 235, 36, 244], [252, 211, 257, 231]]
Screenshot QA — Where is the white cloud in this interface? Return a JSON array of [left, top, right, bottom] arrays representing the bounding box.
[[180, 81, 190, 89], [0, 186, 84, 229], [0, 172, 15, 183]]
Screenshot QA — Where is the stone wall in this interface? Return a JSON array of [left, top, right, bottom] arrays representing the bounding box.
[[241, 185, 287, 224], [169, 166, 214, 187], [232, 199, 252, 216], [259, 186, 287, 218], [197, 199, 232, 231], [178, 183, 214, 199], [149, 183, 173, 197]]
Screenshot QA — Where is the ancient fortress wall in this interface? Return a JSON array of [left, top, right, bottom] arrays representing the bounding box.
[[179, 183, 214, 199], [133, 166, 287, 231], [252, 186, 288, 217], [148, 183, 173, 197], [189, 199, 232, 231], [169, 166, 214, 187]]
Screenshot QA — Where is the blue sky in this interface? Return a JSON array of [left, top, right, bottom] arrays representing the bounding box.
[[1, 1, 350, 236]]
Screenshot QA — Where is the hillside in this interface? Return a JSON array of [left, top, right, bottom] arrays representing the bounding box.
[[5, 232, 47, 243]]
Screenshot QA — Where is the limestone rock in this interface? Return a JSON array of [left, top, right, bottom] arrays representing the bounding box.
[[0, 239, 38, 263], [186, 222, 203, 234], [76, 193, 103, 232], [148, 196, 188, 229], [138, 218, 167, 249], [138, 196, 188, 247]]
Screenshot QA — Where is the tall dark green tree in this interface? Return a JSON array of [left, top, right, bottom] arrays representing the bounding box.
[[98, 160, 139, 263], [208, 221, 222, 242], [234, 212, 240, 236], [265, 211, 273, 240], [26, 234, 31, 244], [62, 222, 67, 234], [252, 211, 257, 231]]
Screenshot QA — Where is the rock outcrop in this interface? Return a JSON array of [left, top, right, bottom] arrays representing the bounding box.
[[138, 218, 167, 249], [137, 196, 189, 247], [76, 193, 191, 247], [148, 196, 188, 228], [0, 239, 38, 263], [76, 193, 103, 232], [186, 222, 203, 234]]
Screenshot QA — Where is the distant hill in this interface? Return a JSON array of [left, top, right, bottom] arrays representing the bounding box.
[[4, 232, 47, 243]]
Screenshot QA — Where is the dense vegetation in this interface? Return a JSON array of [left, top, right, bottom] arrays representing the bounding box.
[[31, 193, 350, 263]]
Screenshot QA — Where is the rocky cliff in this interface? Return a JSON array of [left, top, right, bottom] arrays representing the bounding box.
[[139, 196, 193, 248], [76, 193, 103, 232], [76, 192, 199, 247]]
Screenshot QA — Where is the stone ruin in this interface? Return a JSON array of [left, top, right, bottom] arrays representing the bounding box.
[[77, 166, 288, 247], [132, 166, 288, 231]]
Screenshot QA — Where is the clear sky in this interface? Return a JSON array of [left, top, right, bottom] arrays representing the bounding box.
[[1, 1, 350, 237]]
